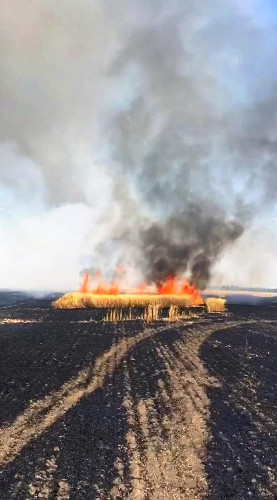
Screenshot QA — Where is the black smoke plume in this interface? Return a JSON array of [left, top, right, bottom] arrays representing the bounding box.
[[1, 1, 277, 290], [140, 206, 243, 289]]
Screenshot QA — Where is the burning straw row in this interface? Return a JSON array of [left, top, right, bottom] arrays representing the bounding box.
[[53, 292, 194, 309], [52, 292, 226, 315]]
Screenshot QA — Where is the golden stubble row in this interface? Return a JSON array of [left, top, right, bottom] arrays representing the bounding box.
[[52, 292, 226, 313]]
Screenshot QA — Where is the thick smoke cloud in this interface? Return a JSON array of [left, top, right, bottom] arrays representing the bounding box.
[[104, 5, 277, 287], [0, 0, 277, 290], [141, 208, 243, 289]]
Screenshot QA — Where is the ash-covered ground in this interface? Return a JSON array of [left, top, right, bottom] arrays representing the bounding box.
[[0, 293, 276, 499]]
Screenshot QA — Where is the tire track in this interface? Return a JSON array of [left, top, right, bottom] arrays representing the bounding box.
[[0, 318, 250, 498], [0, 325, 162, 468], [104, 320, 247, 499]]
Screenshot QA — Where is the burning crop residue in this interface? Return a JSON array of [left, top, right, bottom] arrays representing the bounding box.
[[80, 272, 120, 295], [156, 277, 203, 305], [51, 270, 227, 318], [78, 271, 203, 306]]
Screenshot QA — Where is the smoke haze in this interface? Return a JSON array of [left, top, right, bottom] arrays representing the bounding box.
[[0, 0, 277, 290]]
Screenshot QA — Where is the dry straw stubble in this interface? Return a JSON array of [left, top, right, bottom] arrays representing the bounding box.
[[205, 297, 226, 313], [52, 292, 193, 310]]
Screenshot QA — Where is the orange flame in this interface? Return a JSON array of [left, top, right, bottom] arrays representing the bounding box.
[[80, 271, 120, 295], [80, 271, 203, 305], [157, 276, 203, 305], [80, 272, 90, 293], [157, 277, 179, 294]]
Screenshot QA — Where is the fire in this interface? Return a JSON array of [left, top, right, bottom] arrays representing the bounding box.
[[80, 272, 203, 305], [157, 277, 179, 294], [80, 272, 90, 293], [157, 277, 203, 305], [80, 272, 119, 295], [181, 278, 203, 305]]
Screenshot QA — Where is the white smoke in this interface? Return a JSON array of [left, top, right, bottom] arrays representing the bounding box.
[[0, 203, 94, 291], [212, 215, 277, 289], [0, 0, 277, 290]]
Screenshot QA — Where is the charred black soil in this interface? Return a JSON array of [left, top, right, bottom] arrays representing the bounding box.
[[0, 296, 276, 499]]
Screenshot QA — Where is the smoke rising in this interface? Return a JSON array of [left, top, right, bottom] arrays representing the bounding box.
[[0, 0, 277, 290], [141, 207, 243, 289]]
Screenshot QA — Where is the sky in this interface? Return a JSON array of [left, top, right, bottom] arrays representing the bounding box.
[[0, 0, 277, 291]]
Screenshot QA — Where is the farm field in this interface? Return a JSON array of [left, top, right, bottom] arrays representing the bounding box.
[[0, 294, 276, 499], [205, 289, 277, 305]]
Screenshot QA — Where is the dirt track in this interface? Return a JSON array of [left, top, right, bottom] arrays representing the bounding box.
[[0, 297, 276, 499]]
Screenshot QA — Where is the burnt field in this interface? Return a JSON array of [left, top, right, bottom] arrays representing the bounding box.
[[0, 295, 276, 499]]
